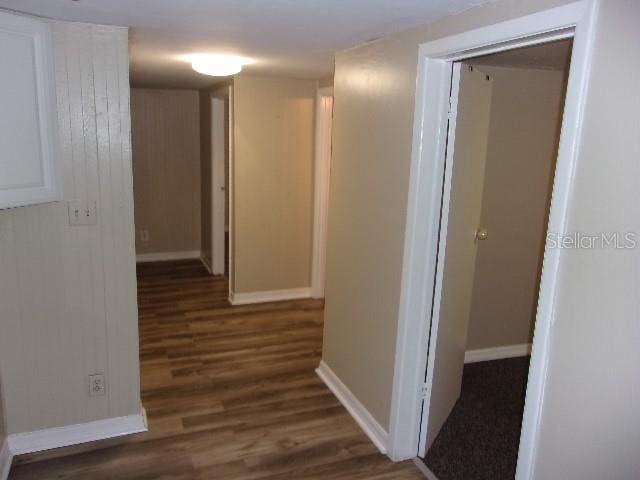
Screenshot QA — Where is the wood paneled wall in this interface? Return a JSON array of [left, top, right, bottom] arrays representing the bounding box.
[[0, 21, 141, 434], [131, 89, 201, 256]]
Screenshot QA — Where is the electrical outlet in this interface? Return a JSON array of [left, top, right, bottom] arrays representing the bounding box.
[[140, 228, 149, 242], [68, 200, 97, 226], [88, 373, 106, 397]]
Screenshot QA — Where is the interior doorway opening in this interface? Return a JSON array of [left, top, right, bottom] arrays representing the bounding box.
[[419, 39, 572, 480], [311, 86, 334, 299], [202, 85, 233, 290], [386, 5, 597, 473]]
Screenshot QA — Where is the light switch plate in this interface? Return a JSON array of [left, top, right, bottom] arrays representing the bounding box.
[[68, 200, 97, 226]]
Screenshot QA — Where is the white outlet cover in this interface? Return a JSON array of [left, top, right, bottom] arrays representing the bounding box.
[[88, 373, 106, 396], [68, 200, 98, 226]]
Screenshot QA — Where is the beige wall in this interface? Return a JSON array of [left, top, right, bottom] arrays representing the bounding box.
[[131, 88, 201, 255], [232, 74, 315, 294], [466, 66, 566, 350], [323, 0, 574, 431], [324, 6, 640, 476], [0, 22, 140, 434]]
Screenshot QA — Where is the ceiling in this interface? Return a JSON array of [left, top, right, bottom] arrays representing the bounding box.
[[469, 39, 573, 70], [0, 0, 495, 89]]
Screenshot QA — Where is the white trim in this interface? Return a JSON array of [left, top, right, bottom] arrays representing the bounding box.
[[229, 287, 311, 305], [200, 253, 213, 274], [387, 3, 597, 478], [310, 86, 334, 299], [7, 411, 147, 455], [387, 39, 453, 464], [516, 4, 597, 479], [227, 85, 235, 299], [412, 459, 439, 480], [316, 361, 388, 454], [135, 250, 201, 263], [464, 344, 532, 364], [0, 439, 12, 480], [211, 94, 226, 276]]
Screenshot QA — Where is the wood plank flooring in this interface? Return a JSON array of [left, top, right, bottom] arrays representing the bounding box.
[[9, 260, 423, 479]]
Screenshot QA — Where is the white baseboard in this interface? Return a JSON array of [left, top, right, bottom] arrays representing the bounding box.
[[316, 361, 388, 454], [7, 411, 147, 456], [464, 343, 532, 364], [412, 458, 439, 479], [0, 439, 12, 480], [229, 287, 311, 305], [200, 253, 213, 274], [136, 250, 200, 263]]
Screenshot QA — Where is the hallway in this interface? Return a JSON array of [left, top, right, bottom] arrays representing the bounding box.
[[8, 261, 423, 479]]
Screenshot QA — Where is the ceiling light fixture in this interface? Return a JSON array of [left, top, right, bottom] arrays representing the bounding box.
[[190, 54, 244, 77]]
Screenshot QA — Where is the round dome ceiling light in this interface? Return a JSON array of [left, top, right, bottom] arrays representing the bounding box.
[[191, 54, 244, 76]]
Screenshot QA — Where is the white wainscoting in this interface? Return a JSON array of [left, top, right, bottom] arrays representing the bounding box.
[[229, 288, 311, 305], [316, 361, 388, 454], [7, 411, 147, 456], [464, 343, 532, 364]]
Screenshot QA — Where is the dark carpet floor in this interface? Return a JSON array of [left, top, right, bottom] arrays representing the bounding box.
[[422, 356, 531, 480]]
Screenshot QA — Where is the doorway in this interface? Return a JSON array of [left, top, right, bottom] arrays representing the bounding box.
[[385, 3, 597, 478], [419, 40, 571, 479], [311, 86, 334, 299], [202, 86, 233, 288]]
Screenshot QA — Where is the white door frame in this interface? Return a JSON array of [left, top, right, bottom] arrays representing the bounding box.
[[227, 85, 235, 299], [210, 85, 234, 296], [211, 95, 226, 275], [386, 3, 597, 480], [311, 86, 334, 298]]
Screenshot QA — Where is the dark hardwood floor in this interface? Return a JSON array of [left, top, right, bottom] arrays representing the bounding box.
[[9, 260, 423, 479]]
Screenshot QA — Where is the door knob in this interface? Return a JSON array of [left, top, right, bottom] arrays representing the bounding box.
[[475, 227, 488, 242]]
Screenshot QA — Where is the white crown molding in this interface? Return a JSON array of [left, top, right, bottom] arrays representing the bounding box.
[[135, 250, 201, 263], [7, 411, 147, 456], [229, 288, 311, 305], [464, 343, 532, 364], [316, 361, 388, 454]]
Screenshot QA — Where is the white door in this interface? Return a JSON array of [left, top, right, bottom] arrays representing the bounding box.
[[211, 97, 226, 275], [423, 63, 493, 449]]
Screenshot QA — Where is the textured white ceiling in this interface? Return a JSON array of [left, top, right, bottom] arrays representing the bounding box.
[[0, 0, 494, 89]]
